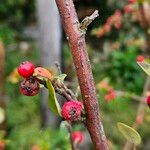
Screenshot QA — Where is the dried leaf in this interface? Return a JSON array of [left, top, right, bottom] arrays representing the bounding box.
[[34, 67, 53, 80]]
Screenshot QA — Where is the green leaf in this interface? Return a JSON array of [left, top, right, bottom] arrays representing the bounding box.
[[59, 121, 70, 140], [137, 62, 150, 76], [54, 74, 67, 81], [117, 122, 141, 145], [137, 0, 145, 3], [46, 80, 61, 116]]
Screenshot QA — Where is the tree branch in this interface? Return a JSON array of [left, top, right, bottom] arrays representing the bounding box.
[[54, 0, 109, 149]]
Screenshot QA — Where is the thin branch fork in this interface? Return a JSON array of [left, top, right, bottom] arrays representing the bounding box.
[[54, 0, 109, 150], [79, 10, 99, 31]]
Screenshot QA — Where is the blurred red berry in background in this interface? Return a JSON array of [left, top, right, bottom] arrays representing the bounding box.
[[71, 131, 84, 144]]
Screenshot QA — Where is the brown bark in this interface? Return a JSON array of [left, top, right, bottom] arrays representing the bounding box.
[[54, 0, 109, 149]]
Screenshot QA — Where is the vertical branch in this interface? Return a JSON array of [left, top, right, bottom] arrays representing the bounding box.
[[54, 0, 109, 149]]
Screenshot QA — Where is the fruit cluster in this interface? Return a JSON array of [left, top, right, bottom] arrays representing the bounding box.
[[17, 61, 84, 145], [94, 0, 138, 37], [18, 61, 40, 96], [17, 61, 84, 122]]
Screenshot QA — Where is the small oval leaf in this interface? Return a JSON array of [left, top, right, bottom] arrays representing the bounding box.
[[46, 80, 61, 116], [0, 107, 5, 124], [34, 67, 53, 80], [54, 74, 67, 81], [117, 122, 141, 145], [137, 62, 150, 76]]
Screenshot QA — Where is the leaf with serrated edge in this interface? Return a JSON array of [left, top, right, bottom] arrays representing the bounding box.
[[137, 62, 150, 76], [117, 122, 141, 145], [46, 80, 61, 116]]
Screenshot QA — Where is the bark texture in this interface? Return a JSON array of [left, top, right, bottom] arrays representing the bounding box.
[[55, 0, 109, 149]]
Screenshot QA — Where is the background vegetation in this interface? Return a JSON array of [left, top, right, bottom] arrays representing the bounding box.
[[0, 0, 149, 149]]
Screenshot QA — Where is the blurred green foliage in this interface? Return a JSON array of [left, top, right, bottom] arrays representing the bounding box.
[[0, 0, 35, 27]]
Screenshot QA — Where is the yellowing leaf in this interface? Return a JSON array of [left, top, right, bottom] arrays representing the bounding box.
[[137, 61, 150, 76], [46, 80, 61, 116], [34, 67, 53, 80], [0, 107, 5, 124], [117, 122, 141, 145], [7, 68, 21, 84]]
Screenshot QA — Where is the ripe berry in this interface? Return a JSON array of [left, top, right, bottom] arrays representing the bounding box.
[[32, 145, 40, 150], [104, 90, 116, 102], [136, 55, 145, 62], [124, 5, 133, 14], [20, 77, 39, 96], [71, 131, 84, 144], [18, 61, 35, 78], [146, 95, 150, 108], [61, 101, 83, 122], [104, 24, 111, 33], [0, 140, 5, 150]]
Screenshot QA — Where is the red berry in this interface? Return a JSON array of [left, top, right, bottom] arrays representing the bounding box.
[[0, 140, 5, 150], [104, 24, 111, 33], [146, 95, 150, 108], [18, 61, 35, 78], [136, 55, 145, 62], [20, 77, 39, 96], [71, 131, 84, 144], [61, 101, 83, 122], [114, 22, 122, 29], [104, 90, 116, 102], [124, 5, 133, 14], [32, 145, 40, 150]]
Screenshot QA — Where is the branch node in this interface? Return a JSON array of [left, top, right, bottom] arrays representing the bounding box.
[[79, 10, 99, 32]]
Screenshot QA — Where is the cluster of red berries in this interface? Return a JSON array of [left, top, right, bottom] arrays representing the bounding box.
[[124, 0, 137, 14], [18, 61, 40, 96], [95, 10, 122, 37], [18, 62, 84, 122], [95, 0, 137, 38]]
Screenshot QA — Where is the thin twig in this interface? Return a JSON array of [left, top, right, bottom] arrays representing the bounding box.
[[66, 123, 76, 150], [79, 10, 99, 31], [115, 91, 146, 104]]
